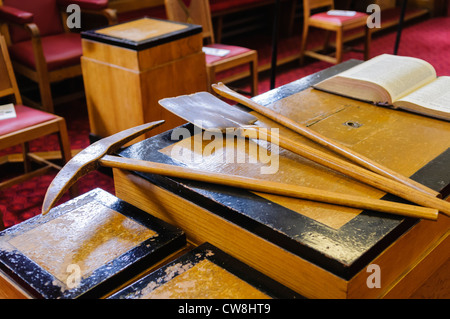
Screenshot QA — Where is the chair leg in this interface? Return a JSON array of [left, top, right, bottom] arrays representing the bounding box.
[[335, 29, 343, 64], [250, 54, 258, 96], [214, 16, 223, 44], [57, 118, 78, 198], [206, 65, 216, 93], [57, 119, 72, 164], [323, 30, 331, 52], [364, 27, 371, 61], [299, 24, 309, 65], [30, 34, 55, 113], [37, 76, 54, 114], [22, 142, 32, 173]]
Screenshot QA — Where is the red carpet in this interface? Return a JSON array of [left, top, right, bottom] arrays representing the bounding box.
[[1, 12, 449, 228]]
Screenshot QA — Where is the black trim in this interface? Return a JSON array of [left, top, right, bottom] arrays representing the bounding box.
[[81, 17, 202, 51], [0, 189, 186, 299], [118, 60, 450, 279], [109, 243, 304, 299]]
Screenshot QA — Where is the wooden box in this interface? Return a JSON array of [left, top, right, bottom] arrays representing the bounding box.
[[81, 18, 208, 139], [113, 60, 450, 298], [109, 242, 302, 299], [0, 188, 186, 299]]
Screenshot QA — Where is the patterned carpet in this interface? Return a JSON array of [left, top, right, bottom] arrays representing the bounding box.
[[1, 11, 449, 228]]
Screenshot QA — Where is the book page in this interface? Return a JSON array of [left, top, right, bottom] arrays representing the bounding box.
[[396, 76, 450, 113], [338, 54, 436, 101], [0, 103, 16, 120]]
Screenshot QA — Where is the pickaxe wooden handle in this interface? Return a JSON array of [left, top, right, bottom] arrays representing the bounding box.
[[239, 127, 450, 218], [212, 82, 439, 198], [98, 155, 438, 220], [41, 120, 439, 220]]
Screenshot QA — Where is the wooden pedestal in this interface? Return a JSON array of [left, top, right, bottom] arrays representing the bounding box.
[[81, 18, 208, 139]]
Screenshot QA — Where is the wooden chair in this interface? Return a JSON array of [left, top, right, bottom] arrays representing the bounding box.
[[164, 0, 258, 96], [0, 0, 117, 113], [0, 35, 75, 209], [300, 0, 371, 65]]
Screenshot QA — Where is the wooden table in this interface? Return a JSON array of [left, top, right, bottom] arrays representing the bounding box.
[[81, 18, 208, 140], [114, 60, 450, 299]]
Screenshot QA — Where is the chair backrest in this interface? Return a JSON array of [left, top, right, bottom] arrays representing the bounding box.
[[164, 0, 215, 44], [303, 0, 334, 18], [2, 0, 65, 43], [0, 35, 21, 104]]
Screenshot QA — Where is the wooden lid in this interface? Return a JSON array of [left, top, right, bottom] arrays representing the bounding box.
[[109, 243, 303, 299], [117, 60, 450, 279], [81, 17, 202, 51], [0, 189, 186, 299]]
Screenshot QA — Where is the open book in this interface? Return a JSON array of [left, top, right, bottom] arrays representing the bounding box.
[[313, 54, 450, 121]]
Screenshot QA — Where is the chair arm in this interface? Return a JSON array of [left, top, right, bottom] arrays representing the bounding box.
[[0, 5, 34, 25]]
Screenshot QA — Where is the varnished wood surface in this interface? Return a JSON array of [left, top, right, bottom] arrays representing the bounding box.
[[96, 18, 188, 42], [410, 257, 450, 299], [0, 189, 186, 299], [115, 60, 450, 298], [118, 98, 450, 271], [100, 155, 439, 220], [114, 169, 346, 298], [82, 32, 203, 71], [213, 82, 439, 198], [82, 18, 202, 51], [109, 243, 301, 299], [0, 269, 31, 299], [81, 18, 208, 139]]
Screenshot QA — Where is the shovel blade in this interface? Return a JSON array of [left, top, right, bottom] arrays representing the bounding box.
[[159, 92, 257, 132]]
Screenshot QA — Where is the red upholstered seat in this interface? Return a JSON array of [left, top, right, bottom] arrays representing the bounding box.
[[310, 11, 368, 26], [204, 43, 253, 64], [8, 33, 82, 71], [0, 33, 76, 210], [0, 0, 116, 113], [0, 105, 57, 136]]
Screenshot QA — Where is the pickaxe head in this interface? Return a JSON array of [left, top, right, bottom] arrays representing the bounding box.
[[42, 120, 165, 215]]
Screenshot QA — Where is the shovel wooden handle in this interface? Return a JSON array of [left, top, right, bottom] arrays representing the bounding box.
[[212, 82, 439, 198], [240, 127, 450, 217], [100, 155, 438, 220]]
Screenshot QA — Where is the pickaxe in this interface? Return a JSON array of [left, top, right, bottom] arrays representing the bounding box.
[[42, 120, 441, 220]]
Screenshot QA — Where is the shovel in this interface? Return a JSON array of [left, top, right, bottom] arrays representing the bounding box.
[[212, 82, 439, 197], [159, 92, 450, 217]]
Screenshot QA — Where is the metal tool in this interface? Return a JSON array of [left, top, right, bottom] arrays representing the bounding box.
[[41, 119, 438, 220]]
